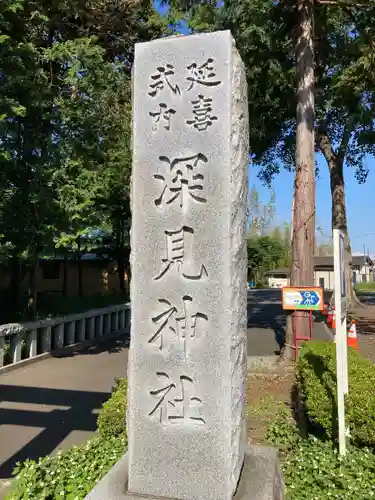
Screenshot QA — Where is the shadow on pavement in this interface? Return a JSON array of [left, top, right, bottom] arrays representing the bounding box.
[[51, 336, 130, 359], [247, 302, 286, 355], [0, 384, 111, 479]]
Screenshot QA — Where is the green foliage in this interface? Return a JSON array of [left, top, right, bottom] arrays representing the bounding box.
[[7, 434, 126, 500], [266, 410, 300, 453], [356, 282, 375, 292], [264, 363, 375, 499], [169, 0, 375, 180], [167, 0, 375, 287], [247, 233, 289, 284], [297, 341, 375, 447], [246, 186, 291, 283], [2, 334, 27, 366], [38, 293, 129, 318], [7, 378, 129, 498], [97, 378, 128, 438], [0, 0, 169, 309], [282, 438, 375, 499]]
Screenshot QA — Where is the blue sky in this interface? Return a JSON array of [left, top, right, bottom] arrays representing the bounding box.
[[253, 155, 374, 254], [154, 0, 374, 255]]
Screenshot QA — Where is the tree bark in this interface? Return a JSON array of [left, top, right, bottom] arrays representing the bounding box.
[[318, 123, 362, 308], [329, 161, 358, 307], [283, 0, 316, 361], [318, 128, 363, 309]]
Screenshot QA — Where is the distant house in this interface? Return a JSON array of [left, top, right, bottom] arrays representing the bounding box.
[[265, 255, 374, 290], [352, 255, 374, 284], [313, 256, 335, 290], [0, 254, 129, 298], [314, 255, 374, 290], [264, 268, 290, 288]]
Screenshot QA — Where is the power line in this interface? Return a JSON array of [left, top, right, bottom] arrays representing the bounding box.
[[351, 232, 375, 240]]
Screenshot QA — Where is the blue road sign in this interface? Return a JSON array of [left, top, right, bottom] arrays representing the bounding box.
[[300, 290, 319, 306], [282, 286, 323, 311]]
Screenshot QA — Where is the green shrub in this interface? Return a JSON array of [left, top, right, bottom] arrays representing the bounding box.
[[266, 412, 300, 452], [297, 341, 375, 447], [7, 379, 129, 499], [97, 377, 127, 438], [7, 434, 126, 500], [267, 419, 375, 499], [282, 438, 375, 499]]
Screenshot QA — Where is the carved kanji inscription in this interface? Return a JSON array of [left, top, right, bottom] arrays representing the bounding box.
[[149, 296, 208, 354], [149, 372, 205, 426]]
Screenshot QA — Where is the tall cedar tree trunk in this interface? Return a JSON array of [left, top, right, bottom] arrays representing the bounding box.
[[27, 255, 39, 320], [63, 255, 68, 296], [318, 129, 362, 308], [283, 0, 316, 361]]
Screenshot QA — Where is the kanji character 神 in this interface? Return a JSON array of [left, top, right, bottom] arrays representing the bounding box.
[[149, 296, 208, 353]]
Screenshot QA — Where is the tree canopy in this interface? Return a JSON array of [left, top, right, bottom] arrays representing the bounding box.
[[0, 0, 168, 313], [165, 0, 375, 304]]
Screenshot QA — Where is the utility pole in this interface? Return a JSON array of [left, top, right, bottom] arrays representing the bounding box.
[[284, 0, 316, 360]]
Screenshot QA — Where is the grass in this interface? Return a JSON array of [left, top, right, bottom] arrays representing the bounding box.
[[245, 372, 295, 445], [356, 282, 375, 292], [246, 367, 375, 499]]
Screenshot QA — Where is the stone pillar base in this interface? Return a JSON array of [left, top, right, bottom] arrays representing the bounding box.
[[85, 445, 284, 500]]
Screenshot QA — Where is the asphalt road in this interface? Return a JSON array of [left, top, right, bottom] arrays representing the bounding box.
[[357, 292, 375, 305], [247, 288, 331, 356], [0, 289, 331, 488]]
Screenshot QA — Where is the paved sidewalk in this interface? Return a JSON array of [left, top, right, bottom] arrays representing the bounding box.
[[0, 337, 129, 483]]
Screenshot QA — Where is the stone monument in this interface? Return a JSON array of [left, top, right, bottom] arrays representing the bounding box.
[[86, 30, 284, 500]]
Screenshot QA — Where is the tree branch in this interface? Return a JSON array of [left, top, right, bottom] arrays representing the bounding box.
[[337, 118, 353, 163], [317, 123, 336, 169]]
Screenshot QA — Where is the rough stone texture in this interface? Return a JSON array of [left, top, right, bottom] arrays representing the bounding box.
[[128, 31, 249, 500], [85, 447, 284, 500]]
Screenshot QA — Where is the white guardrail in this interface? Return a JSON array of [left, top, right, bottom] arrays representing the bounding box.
[[0, 302, 130, 368]]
